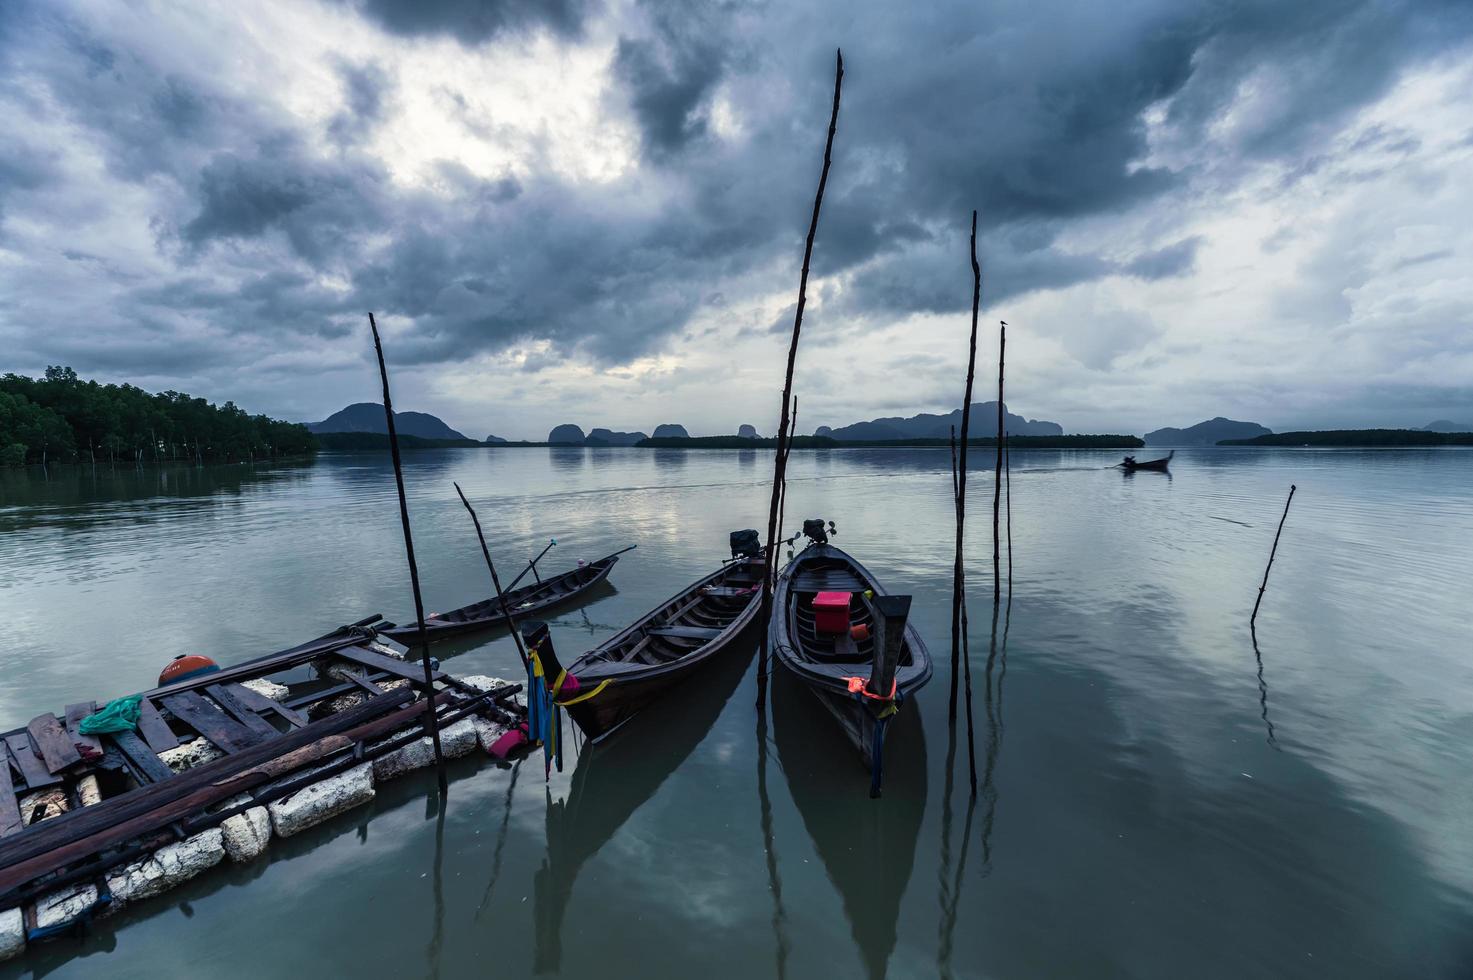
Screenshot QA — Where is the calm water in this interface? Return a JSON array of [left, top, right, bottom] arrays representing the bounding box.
[[1, 447, 1471, 979]]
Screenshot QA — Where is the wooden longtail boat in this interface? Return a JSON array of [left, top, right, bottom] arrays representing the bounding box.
[[380, 548, 628, 644], [770, 533, 931, 796], [526, 557, 764, 743], [1121, 450, 1174, 471]]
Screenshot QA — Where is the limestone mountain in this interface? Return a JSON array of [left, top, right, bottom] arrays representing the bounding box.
[[1144, 417, 1270, 446], [817, 402, 1062, 441], [308, 403, 468, 440]]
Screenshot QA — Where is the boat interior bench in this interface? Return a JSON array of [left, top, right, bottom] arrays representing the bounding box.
[[645, 625, 724, 640], [792, 573, 865, 592]]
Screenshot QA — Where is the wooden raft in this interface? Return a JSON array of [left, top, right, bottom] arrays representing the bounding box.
[[0, 621, 520, 912]]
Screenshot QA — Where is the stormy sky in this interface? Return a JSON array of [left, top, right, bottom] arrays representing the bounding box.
[[2, 0, 1471, 439]]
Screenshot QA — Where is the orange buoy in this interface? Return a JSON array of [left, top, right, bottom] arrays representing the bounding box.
[[850, 623, 871, 642], [159, 654, 220, 687]]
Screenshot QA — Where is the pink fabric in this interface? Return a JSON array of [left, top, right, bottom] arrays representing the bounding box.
[[488, 725, 528, 759], [558, 673, 581, 695]]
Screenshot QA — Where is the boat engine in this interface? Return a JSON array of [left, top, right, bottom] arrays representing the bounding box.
[[802, 518, 836, 545], [729, 528, 762, 559]]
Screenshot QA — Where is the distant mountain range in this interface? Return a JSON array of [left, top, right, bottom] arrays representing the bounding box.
[[1424, 419, 1473, 433], [308, 403, 469, 441], [814, 402, 1062, 441], [1144, 417, 1271, 446]]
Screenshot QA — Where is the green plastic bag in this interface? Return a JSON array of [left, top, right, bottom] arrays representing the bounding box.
[[78, 695, 143, 735]]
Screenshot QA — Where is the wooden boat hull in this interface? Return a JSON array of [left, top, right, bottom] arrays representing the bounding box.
[[382, 551, 622, 643], [769, 544, 932, 778], [561, 558, 765, 742], [1122, 450, 1174, 471]]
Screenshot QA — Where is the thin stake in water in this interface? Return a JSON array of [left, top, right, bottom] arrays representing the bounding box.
[[758, 48, 845, 708], [993, 321, 1006, 606], [1251, 484, 1297, 629], [453, 482, 531, 672], [368, 312, 447, 794], [950, 210, 982, 723]]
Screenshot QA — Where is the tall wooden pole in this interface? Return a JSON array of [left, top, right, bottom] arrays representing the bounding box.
[[1251, 485, 1297, 628], [758, 49, 844, 708], [950, 210, 982, 722], [1005, 429, 1012, 593], [369, 312, 447, 794], [453, 482, 531, 672], [992, 321, 1006, 606]]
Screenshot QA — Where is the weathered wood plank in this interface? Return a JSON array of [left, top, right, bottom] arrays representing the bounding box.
[[333, 645, 442, 686], [110, 731, 175, 784], [26, 714, 82, 774], [205, 684, 282, 739], [158, 691, 264, 754], [64, 702, 103, 757], [0, 759, 23, 838], [136, 699, 180, 754], [3, 735, 58, 790], [215, 682, 308, 728]]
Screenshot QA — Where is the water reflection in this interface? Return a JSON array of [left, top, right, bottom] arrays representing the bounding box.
[[651, 448, 687, 471], [533, 643, 755, 973], [548, 447, 585, 472], [773, 668, 926, 980], [475, 759, 524, 919], [1250, 628, 1280, 750]]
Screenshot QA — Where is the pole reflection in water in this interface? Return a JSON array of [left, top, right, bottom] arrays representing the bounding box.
[[475, 758, 525, 920], [1250, 630, 1280, 749], [772, 668, 927, 980], [533, 643, 756, 973], [757, 703, 791, 979], [426, 786, 446, 980]]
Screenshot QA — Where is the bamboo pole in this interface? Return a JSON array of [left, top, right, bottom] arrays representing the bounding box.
[[453, 482, 531, 672], [757, 49, 844, 708], [369, 311, 447, 794], [950, 211, 982, 722], [1251, 485, 1297, 628], [992, 321, 1006, 605], [1005, 429, 1012, 592], [950, 430, 978, 792]]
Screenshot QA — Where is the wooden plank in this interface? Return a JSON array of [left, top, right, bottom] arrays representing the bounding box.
[[4, 735, 58, 790], [110, 731, 175, 785], [64, 702, 103, 757], [136, 699, 179, 754], [0, 759, 23, 838], [158, 691, 264, 754], [26, 714, 82, 774], [214, 682, 308, 728], [646, 625, 723, 640], [332, 645, 442, 686], [205, 684, 282, 739]]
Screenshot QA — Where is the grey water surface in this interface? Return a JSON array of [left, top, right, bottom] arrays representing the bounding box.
[[1, 446, 1470, 979]]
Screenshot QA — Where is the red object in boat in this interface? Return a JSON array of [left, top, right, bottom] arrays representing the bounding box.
[[813, 591, 852, 634], [850, 623, 871, 642], [158, 654, 220, 687]]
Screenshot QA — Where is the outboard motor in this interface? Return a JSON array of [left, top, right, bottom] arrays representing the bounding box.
[[730, 528, 762, 559], [802, 518, 836, 545]]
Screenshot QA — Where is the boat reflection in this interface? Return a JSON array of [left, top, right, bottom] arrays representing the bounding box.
[[532, 642, 756, 973], [772, 667, 926, 980]]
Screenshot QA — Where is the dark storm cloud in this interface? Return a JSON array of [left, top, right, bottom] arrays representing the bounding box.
[[2, 0, 1470, 392], [336, 0, 595, 44]]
